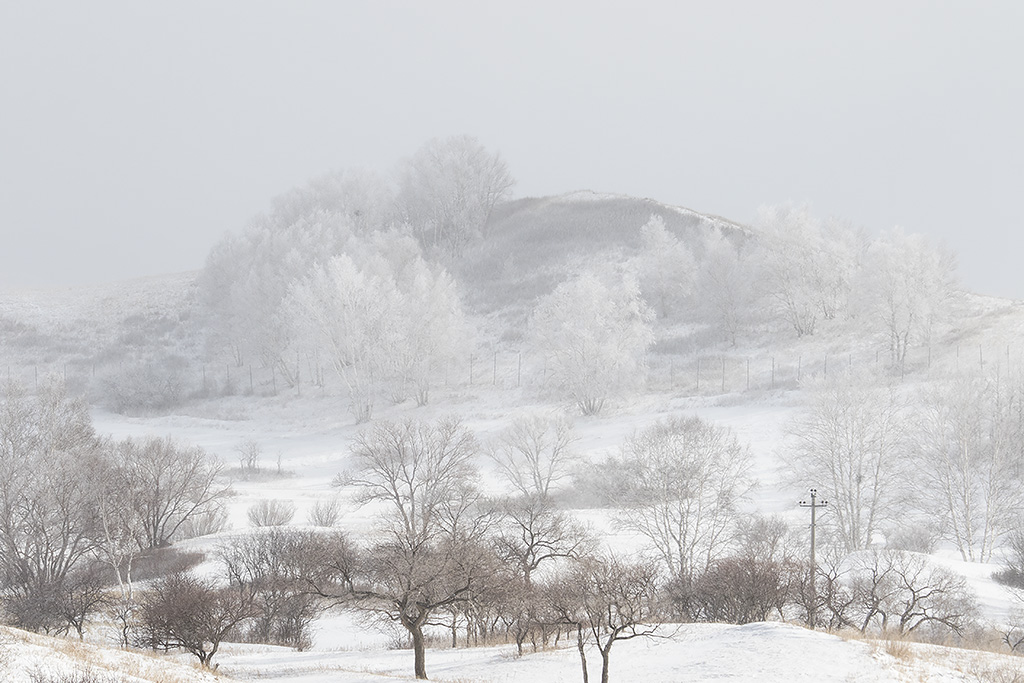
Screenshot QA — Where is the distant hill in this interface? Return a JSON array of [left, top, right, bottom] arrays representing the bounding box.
[[458, 191, 747, 316]]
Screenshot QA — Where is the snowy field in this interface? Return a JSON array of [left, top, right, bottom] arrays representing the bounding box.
[[54, 375, 1018, 682]]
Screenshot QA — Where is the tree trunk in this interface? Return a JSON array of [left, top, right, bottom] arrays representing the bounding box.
[[411, 624, 428, 680], [600, 643, 612, 683], [576, 625, 589, 683]]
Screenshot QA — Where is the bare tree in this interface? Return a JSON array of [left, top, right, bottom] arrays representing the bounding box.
[[247, 499, 296, 527], [912, 374, 1023, 562], [489, 412, 577, 500], [847, 550, 977, 637], [786, 369, 908, 553], [0, 382, 106, 634], [549, 553, 661, 683], [220, 529, 331, 649], [138, 570, 254, 668], [615, 416, 753, 582], [685, 515, 798, 624], [114, 436, 229, 549], [493, 496, 592, 591], [235, 439, 262, 475], [340, 417, 496, 680]]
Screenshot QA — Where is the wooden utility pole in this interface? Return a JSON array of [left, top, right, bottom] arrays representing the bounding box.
[[799, 488, 828, 629]]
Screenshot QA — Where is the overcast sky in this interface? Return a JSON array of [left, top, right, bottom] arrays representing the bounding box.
[[1, 2, 1021, 298]]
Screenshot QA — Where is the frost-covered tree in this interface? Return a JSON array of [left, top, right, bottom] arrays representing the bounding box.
[[912, 375, 1023, 562], [198, 169, 393, 377], [754, 204, 862, 336], [289, 254, 399, 421], [529, 272, 654, 415], [632, 214, 695, 319], [399, 135, 514, 259], [786, 369, 908, 553], [694, 228, 761, 346], [615, 416, 753, 581], [288, 234, 470, 421], [855, 228, 957, 369]]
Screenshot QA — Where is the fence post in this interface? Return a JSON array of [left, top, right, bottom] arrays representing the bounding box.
[[696, 357, 701, 393], [771, 357, 775, 390], [249, 365, 254, 393], [493, 350, 497, 386], [746, 358, 750, 391], [517, 352, 522, 387], [797, 356, 802, 382], [470, 354, 474, 385], [721, 357, 726, 393]]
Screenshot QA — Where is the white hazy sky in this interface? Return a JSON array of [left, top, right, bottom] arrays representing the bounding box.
[[1, 2, 1021, 298]]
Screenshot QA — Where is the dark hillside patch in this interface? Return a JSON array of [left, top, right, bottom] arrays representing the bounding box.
[[458, 192, 747, 315]]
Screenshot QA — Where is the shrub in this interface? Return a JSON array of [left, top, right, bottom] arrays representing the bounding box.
[[306, 497, 341, 527], [248, 499, 296, 527]]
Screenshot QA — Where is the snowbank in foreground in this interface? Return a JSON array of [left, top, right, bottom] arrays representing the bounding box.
[[215, 622, 1024, 683], [0, 626, 224, 682]]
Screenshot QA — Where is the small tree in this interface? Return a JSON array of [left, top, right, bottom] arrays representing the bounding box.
[[220, 529, 330, 649], [247, 499, 296, 527], [847, 550, 977, 637], [139, 571, 254, 668], [550, 553, 661, 683], [913, 375, 1023, 562]]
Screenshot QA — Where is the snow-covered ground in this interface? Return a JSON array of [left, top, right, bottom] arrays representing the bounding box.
[[5, 275, 1024, 681], [74, 379, 1024, 681], [7, 619, 1023, 682]]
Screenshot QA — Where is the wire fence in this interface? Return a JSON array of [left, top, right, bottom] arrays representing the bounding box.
[[5, 338, 1023, 413]]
